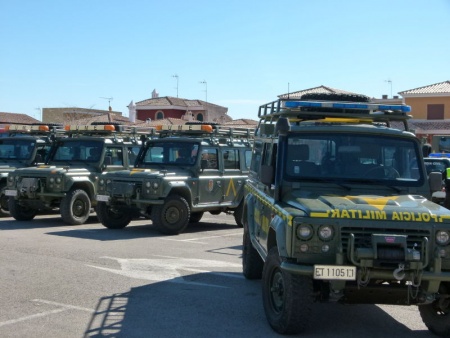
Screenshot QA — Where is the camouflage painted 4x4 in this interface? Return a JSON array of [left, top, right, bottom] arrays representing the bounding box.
[[242, 94, 450, 336], [95, 123, 253, 235], [0, 124, 63, 216], [5, 124, 147, 225]]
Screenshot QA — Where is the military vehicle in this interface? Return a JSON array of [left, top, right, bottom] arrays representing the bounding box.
[[242, 93, 450, 336], [5, 124, 148, 225], [0, 124, 63, 216], [95, 123, 253, 235]]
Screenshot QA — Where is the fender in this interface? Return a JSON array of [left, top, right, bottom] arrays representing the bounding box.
[[270, 214, 289, 257]]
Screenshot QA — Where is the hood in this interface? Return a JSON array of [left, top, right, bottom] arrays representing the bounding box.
[[102, 167, 192, 180], [283, 191, 450, 222], [11, 165, 91, 176]]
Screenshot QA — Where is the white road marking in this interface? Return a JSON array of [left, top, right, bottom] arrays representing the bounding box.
[[32, 299, 94, 312], [87, 256, 241, 287], [0, 309, 66, 328], [161, 231, 242, 244]]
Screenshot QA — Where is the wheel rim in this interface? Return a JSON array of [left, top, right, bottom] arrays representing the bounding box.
[[270, 269, 285, 313], [73, 198, 88, 217], [165, 206, 181, 224]]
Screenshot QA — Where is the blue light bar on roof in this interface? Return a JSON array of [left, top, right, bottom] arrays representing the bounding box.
[[284, 101, 411, 113], [428, 153, 450, 158]]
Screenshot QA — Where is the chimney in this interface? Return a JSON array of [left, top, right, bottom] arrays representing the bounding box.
[[393, 95, 399, 99], [152, 89, 159, 98], [382, 94, 388, 99]]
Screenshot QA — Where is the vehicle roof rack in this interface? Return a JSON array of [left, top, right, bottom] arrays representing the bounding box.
[[155, 124, 254, 140], [64, 124, 155, 137], [258, 99, 412, 131], [4, 124, 64, 135]]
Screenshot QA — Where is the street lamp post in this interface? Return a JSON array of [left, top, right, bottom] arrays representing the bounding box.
[[385, 79, 393, 98]]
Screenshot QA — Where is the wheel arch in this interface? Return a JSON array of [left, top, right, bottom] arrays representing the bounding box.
[[70, 181, 95, 200], [268, 215, 289, 257]]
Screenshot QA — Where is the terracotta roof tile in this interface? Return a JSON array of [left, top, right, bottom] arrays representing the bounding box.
[[278, 85, 365, 99], [399, 80, 450, 95], [0, 112, 41, 124]]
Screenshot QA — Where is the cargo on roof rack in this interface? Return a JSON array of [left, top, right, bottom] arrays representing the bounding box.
[[64, 124, 155, 137], [155, 123, 254, 139], [258, 99, 412, 131], [5, 124, 64, 134]]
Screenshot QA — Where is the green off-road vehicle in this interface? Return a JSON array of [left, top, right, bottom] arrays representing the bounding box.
[[5, 123, 146, 225], [242, 93, 450, 336], [0, 124, 63, 216], [95, 123, 253, 235]]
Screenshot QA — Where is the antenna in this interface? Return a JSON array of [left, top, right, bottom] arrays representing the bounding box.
[[384, 79, 393, 98], [100, 97, 113, 110], [172, 74, 179, 97]]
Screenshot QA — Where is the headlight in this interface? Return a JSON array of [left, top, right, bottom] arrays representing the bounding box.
[[145, 181, 151, 188], [49, 178, 55, 183], [8, 176, 14, 182], [318, 225, 334, 241], [152, 182, 159, 189], [99, 179, 105, 186], [297, 224, 313, 240], [436, 230, 450, 245], [56, 177, 62, 183]]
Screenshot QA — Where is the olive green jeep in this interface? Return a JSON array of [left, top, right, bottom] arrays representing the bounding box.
[[0, 124, 63, 216], [5, 123, 147, 225], [242, 93, 450, 336], [95, 123, 254, 235]]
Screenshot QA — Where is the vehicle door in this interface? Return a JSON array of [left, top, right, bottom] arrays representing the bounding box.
[[197, 147, 223, 205], [221, 148, 251, 206]]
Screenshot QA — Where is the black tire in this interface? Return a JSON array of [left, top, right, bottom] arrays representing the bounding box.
[[234, 201, 244, 228], [96, 202, 131, 229], [419, 291, 450, 337], [189, 211, 204, 223], [8, 198, 37, 221], [0, 183, 10, 217], [242, 225, 263, 279], [151, 195, 190, 235], [262, 247, 313, 334], [60, 189, 91, 225]]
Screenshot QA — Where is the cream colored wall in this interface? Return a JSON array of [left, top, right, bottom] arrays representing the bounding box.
[[405, 96, 450, 119]]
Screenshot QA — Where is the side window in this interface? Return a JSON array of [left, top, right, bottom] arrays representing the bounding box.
[[223, 149, 239, 170], [244, 149, 252, 171], [201, 148, 218, 169], [105, 147, 124, 166], [250, 141, 262, 174], [128, 146, 140, 166]]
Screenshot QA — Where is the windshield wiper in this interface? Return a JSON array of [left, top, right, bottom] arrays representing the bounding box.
[[299, 177, 352, 191]]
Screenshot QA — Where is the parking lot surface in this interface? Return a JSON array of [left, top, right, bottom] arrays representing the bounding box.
[[0, 213, 436, 337]]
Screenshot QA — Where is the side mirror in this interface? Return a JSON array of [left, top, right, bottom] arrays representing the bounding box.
[[260, 164, 274, 186], [201, 159, 208, 170], [104, 156, 112, 166], [429, 171, 443, 192]]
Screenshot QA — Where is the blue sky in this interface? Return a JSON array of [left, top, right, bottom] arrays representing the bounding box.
[[1, 0, 449, 121]]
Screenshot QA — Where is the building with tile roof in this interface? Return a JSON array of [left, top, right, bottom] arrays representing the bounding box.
[[399, 80, 450, 120], [131, 90, 232, 124], [278, 85, 366, 99], [0, 112, 41, 125], [42, 107, 122, 124]]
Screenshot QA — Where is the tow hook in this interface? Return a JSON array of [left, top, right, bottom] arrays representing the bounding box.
[[393, 263, 405, 280]]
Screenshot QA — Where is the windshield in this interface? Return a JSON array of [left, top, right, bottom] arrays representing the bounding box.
[[142, 142, 199, 165], [284, 133, 423, 185], [50, 140, 104, 163], [0, 139, 36, 160]]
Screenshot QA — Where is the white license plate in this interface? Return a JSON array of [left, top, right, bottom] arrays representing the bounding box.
[[314, 265, 356, 280], [96, 195, 110, 202], [4, 190, 17, 197]]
